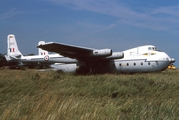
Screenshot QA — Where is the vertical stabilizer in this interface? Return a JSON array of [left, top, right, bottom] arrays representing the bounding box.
[[38, 41, 48, 55], [7, 34, 22, 59]]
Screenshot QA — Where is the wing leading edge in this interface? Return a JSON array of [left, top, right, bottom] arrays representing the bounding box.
[[38, 42, 124, 61]]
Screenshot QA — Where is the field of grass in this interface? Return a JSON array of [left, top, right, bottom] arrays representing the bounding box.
[[0, 69, 179, 120]]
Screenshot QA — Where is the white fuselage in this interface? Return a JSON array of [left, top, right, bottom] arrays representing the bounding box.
[[50, 45, 174, 73], [106, 45, 172, 73], [110, 51, 170, 73]]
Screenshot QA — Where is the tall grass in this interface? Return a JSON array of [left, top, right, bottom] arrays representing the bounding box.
[[0, 69, 179, 119]]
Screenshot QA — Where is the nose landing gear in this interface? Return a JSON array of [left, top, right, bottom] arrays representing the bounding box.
[[168, 64, 176, 70]]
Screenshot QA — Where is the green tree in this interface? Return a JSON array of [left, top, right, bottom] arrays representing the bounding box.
[[0, 53, 7, 68]]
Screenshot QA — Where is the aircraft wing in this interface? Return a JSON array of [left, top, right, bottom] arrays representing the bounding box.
[[38, 42, 124, 61]]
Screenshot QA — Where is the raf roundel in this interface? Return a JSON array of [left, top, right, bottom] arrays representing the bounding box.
[[44, 55, 49, 61]]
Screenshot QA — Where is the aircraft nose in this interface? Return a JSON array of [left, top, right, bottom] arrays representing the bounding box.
[[160, 52, 175, 64], [169, 58, 175, 63]]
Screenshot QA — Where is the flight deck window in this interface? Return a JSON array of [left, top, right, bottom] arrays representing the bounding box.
[[148, 47, 152, 50], [153, 47, 157, 51]]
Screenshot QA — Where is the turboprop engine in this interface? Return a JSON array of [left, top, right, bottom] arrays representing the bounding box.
[[92, 49, 112, 56], [106, 52, 124, 59]]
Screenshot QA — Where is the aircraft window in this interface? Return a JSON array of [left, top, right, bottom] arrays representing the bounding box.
[[149, 47, 156, 51], [127, 63, 129, 66], [141, 62, 143, 65], [148, 47, 158, 51], [153, 47, 157, 51], [134, 63, 136, 66], [152, 47, 160, 51], [148, 62, 150, 65], [119, 63, 122, 66]]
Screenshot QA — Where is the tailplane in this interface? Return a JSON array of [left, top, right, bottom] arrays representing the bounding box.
[[38, 41, 48, 55], [5, 34, 22, 61]]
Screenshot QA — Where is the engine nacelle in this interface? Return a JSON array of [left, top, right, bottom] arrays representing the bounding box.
[[106, 52, 124, 59], [50, 63, 77, 73], [92, 49, 112, 56]]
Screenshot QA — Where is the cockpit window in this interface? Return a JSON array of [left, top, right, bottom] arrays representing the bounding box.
[[148, 47, 160, 51]]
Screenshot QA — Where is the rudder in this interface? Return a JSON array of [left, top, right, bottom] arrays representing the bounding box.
[[38, 41, 48, 55], [7, 34, 22, 59]]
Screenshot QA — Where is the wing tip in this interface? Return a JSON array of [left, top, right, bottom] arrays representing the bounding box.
[[37, 42, 55, 48]]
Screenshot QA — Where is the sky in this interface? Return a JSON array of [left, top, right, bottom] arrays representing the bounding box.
[[0, 0, 179, 67]]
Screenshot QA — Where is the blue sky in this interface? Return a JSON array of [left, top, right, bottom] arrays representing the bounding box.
[[0, 0, 179, 67]]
